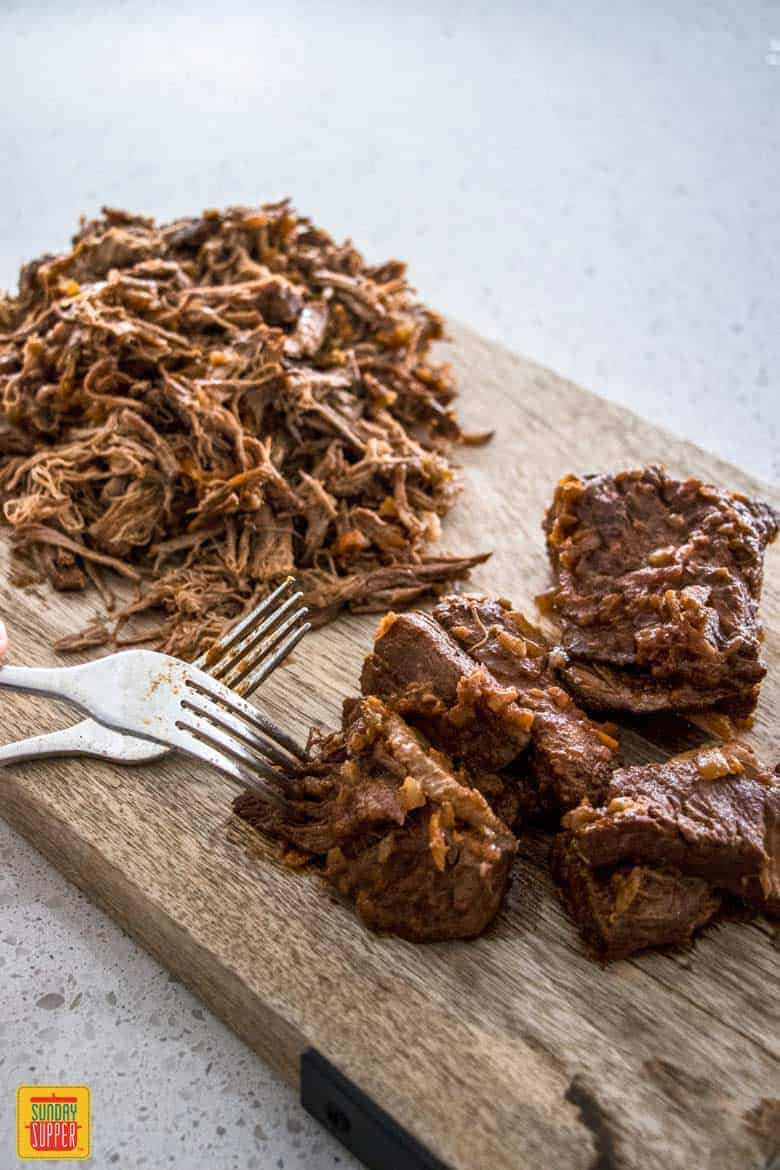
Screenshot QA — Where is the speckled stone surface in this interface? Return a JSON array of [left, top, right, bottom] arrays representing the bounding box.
[[0, 825, 357, 1168], [1, 2, 778, 1167]]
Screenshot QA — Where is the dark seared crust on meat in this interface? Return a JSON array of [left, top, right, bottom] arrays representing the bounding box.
[[360, 611, 535, 771], [544, 466, 778, 715], [432, 595, 619, 811], [551, 834, 720, 960], [234, 696, 517, 941], [561, 742, 780, 915]]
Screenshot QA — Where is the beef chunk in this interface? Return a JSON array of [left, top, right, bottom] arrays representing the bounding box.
[[544, 466, 778, 715], [432, 594, 552, 689], [360, 611, 535, 771], [234, 696, 517, 941], [551, 834, 720, 960], [561, 742, 779, 915], [433, 594, 618, 812], [326, 813, 511, 941]]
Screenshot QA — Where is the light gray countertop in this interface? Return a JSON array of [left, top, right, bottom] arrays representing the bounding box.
[[1, 2, 778, 1167]]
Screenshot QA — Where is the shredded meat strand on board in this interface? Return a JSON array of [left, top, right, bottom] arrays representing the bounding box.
[[0, 203, 489, 659]]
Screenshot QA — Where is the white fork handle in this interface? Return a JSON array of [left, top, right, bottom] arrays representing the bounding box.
[[0, 721, 166, 766], [0, 663, 94, 712]]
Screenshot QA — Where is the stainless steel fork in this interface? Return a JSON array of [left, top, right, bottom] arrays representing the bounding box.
[[0, 646, 308, 805], [0, 577, 310, 770]]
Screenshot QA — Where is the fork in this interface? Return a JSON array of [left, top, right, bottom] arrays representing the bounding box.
[[0, 577, 310, 773], [0, 645, 309, 806]]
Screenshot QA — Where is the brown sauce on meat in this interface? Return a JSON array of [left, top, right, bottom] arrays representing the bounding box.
[[544, 466, 778, 716]]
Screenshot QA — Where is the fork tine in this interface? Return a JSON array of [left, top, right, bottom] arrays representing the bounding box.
[[186, 673, 307, 760], [175, 715, 291, 809], [221, 605, 309, 690], [193, 576, 294, 673], [235, 621, 311, 696], [0, 579, 304, 772], [162, 702, 275, 784], [211, 590, 304, 683], [177, 707, 291, 780], [181, 694, 299, 772]]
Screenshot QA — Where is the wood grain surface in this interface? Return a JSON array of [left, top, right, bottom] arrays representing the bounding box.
[[0, 323, 778, 1170]]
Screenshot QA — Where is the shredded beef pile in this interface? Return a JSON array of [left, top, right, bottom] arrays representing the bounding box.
[[544, 466, 778, 717], [0, 203, 488, 658]]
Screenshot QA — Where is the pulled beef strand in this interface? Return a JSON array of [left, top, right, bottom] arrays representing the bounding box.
[[0, 203, 488, 659]]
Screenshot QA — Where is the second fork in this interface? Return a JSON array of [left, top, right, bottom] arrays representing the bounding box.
[[0, 577, 310, 768]]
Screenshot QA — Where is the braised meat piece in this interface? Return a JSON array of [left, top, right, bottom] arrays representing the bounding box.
[[362, 599, 618, 815], [551, 835, 720, 960], [234, 696, 517, 941], [360, 611, 535, 771], [544, 466, 778, 716], [433, 595, 551, 688], [560, 742, 779, 915], [433, 595, 618, 811]]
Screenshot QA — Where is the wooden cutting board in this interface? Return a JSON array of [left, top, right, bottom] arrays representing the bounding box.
[[0, 323, 778, 1170]]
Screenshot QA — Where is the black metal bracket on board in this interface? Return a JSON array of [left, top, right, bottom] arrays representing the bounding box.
[[300, 1048, 451, 1170]]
